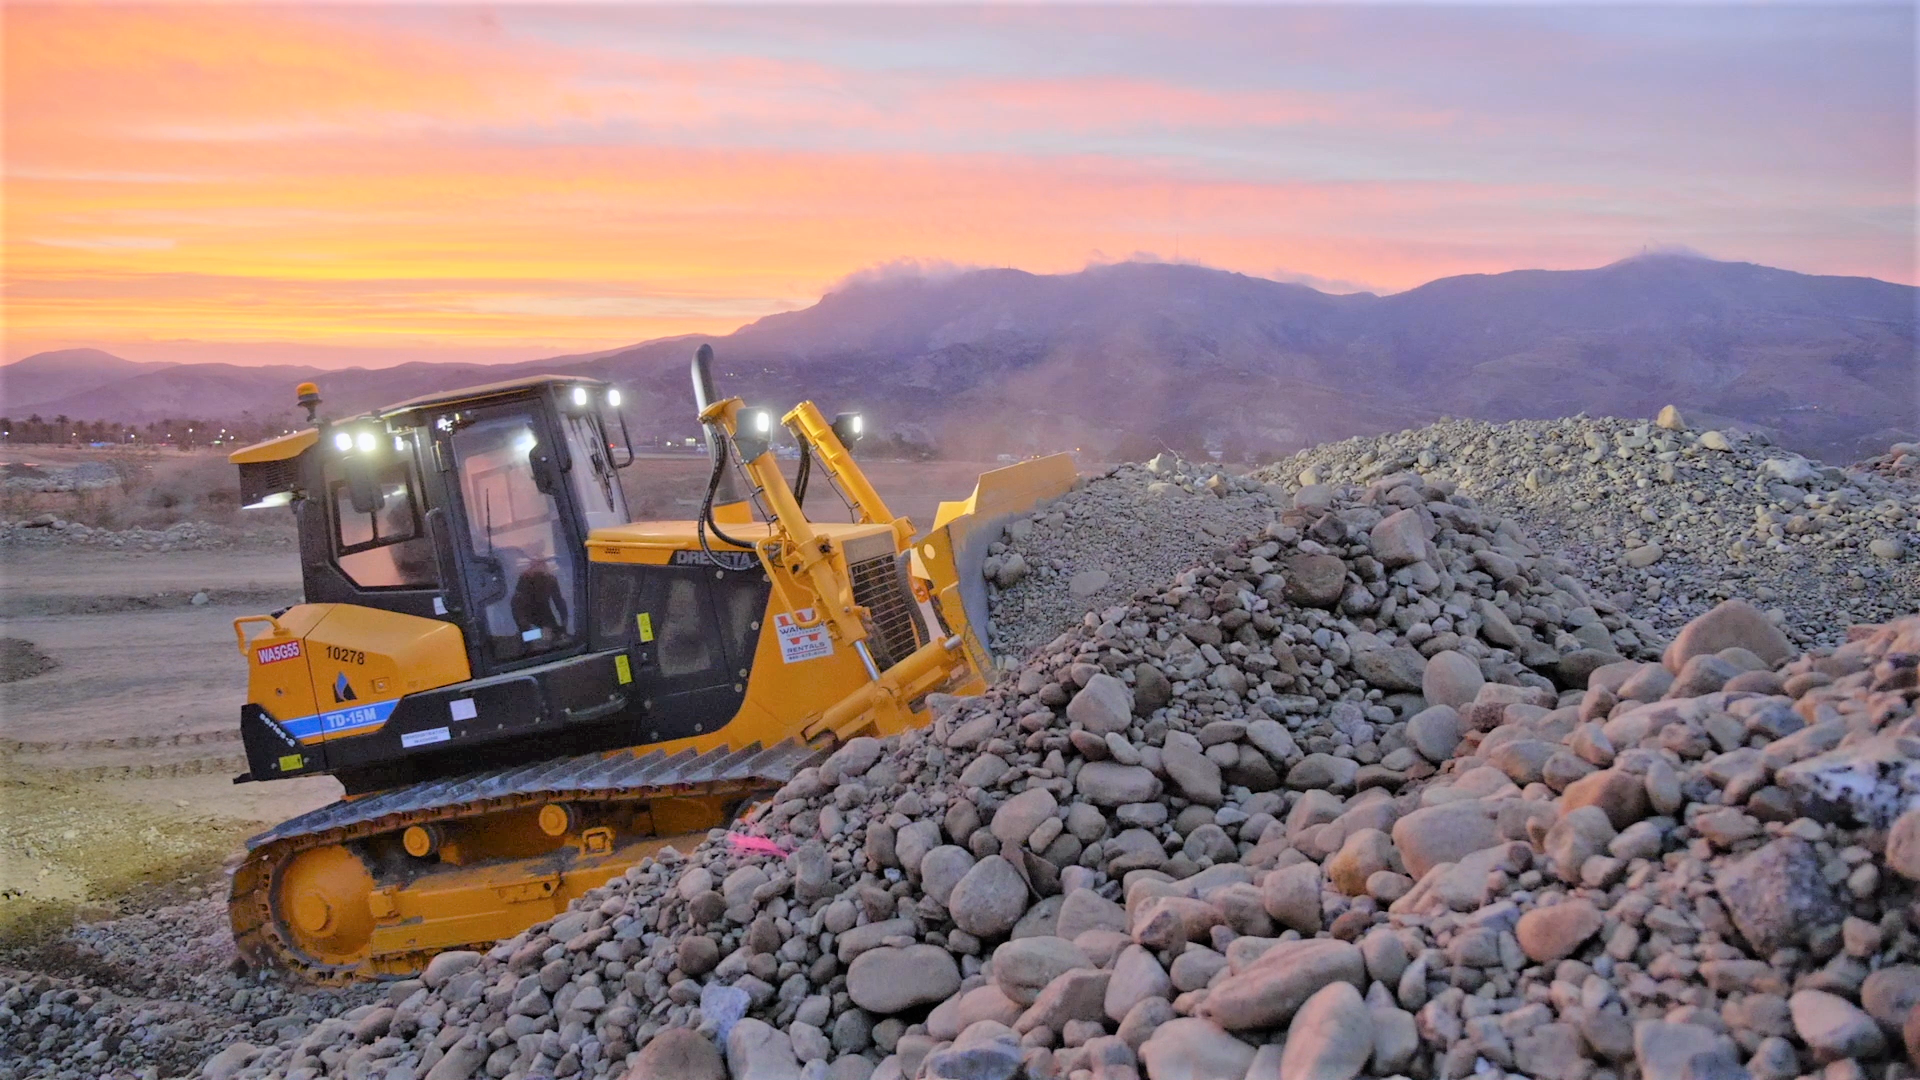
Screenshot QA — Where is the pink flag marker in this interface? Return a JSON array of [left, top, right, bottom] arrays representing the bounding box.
[[726, 832, 789, 859]]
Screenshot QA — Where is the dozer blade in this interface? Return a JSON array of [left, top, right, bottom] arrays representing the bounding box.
[[231, 740, 823, 984], [917, 453, 1079, 680]]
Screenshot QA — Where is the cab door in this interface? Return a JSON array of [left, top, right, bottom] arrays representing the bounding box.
[[436, 400, 589, 674]]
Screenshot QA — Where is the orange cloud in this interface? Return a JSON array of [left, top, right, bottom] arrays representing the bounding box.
[[4, 5, 1910, 366]]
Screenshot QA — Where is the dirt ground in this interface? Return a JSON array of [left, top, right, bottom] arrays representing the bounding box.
[[0, 544, 345, 940]]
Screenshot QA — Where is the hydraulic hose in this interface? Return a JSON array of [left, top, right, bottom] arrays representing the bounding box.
[[697, 434, 755, 564]]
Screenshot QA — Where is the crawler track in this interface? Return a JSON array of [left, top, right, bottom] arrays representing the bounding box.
[[230, 739, 823, 983]]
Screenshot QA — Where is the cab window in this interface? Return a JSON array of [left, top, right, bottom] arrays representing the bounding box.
[[560, 410, 627, 531], [328, 454, 437, 589]]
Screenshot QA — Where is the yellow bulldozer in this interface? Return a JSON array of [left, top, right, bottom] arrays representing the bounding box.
[[223, 344, 1075, 983]]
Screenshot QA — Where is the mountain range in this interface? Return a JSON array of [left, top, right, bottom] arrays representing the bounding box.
[[4, 254, 1915, 462]]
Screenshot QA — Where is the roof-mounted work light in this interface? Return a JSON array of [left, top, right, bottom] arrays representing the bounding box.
[[733, 407, 775, 461], [831, 412, 865, 444]]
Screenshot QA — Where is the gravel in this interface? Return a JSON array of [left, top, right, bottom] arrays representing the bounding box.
[[6, 413, 1914, 1080], [1255, 410, 1920, 646], [0, 638, 58, 684], [0, 517, 238, 551], [176, 466, 1718, 1080], [0, 896, 376, 1080], [980, 455, 1277, 659], [193, 544, 1920, 1078]]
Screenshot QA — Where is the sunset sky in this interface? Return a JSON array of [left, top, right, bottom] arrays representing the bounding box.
[[4, 4, 1914, 369]]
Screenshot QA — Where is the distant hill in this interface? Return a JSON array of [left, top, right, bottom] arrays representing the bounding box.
[[0, 348, 180, 414], [5, 254, 1914, 461]]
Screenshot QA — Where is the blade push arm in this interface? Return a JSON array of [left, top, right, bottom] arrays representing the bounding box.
[[782, 401, 911, 547], [697, 396, 869, 652]]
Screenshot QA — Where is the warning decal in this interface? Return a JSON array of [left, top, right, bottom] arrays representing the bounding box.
[[774, 609, 834, 664]]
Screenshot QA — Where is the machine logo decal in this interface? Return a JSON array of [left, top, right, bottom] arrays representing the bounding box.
[[402, 726, 451, 748], [333, 672, 359, 703], [671, 549, 754, 571], [256, 641, 303, 665], [279, 699, 401, 741], [774, 608, 834, 663]]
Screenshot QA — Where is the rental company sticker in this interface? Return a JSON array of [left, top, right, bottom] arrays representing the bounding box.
[[256, 640, 303, 665], [774, 609, 834, 664]]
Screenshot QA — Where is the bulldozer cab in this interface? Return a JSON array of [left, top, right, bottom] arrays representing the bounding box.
[[239, 376, 631, 678]]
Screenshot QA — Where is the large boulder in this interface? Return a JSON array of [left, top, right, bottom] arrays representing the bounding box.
[[1369, 508, 1430, 568], [1067, 674, 1135, 735], [1057, 888, 1129, 939], [1275, 982, 1374, 1080], [1421, 652, 1484, 709], [725, 1019, 802, 1080], [1391, 800, 1500, 879], [1716, 837, 1844, 956], [847, 945, 961, 1014], [630, 1028, 728, 1080], [992, 936, 1091, 1006], [1261, 862, 1324, 934], [990, 788, 1059, 847], [1077, 762, 1163, 806], [1204, 939, 1365, 1031], [1790, 989, 1886, 1063], [1161, 742, 1224, 806], [1662, 599, 1792, 673], [1351, 646, 1427, 693], [1516, 900, 1604, 965], [1138, 1018, 1256, 1080], [949, 856, 1030, 939], [1105, 944, 1173, 1023], [1284, 554, 1348, 609]]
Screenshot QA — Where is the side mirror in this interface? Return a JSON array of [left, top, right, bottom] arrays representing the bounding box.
[[529, 444, 560, 496], [344, 458, 385, 514]]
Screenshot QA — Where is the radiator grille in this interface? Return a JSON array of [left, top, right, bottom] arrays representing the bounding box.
[[849, 552, 925, 670]]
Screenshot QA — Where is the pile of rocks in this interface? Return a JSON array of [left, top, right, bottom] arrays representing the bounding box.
[[224, 601, 1920, 1080], [199, 468, 1782, 1080], [0, 896, 376, 1080], [0, 517, 234, 550], [1, 463, 118, 494], [1255, 411, 1920, 646], [979, 456, 1276, 659], [1855, 443, 1920, 484]]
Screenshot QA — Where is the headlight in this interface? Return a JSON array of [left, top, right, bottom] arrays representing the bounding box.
[[733, 408, 775, 460], [832, 412, 865, 444], [355, 431, 376, 453], [572, 386, 589, 407], [607, 389, 622, 408], [334, 432, 352, 452]]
